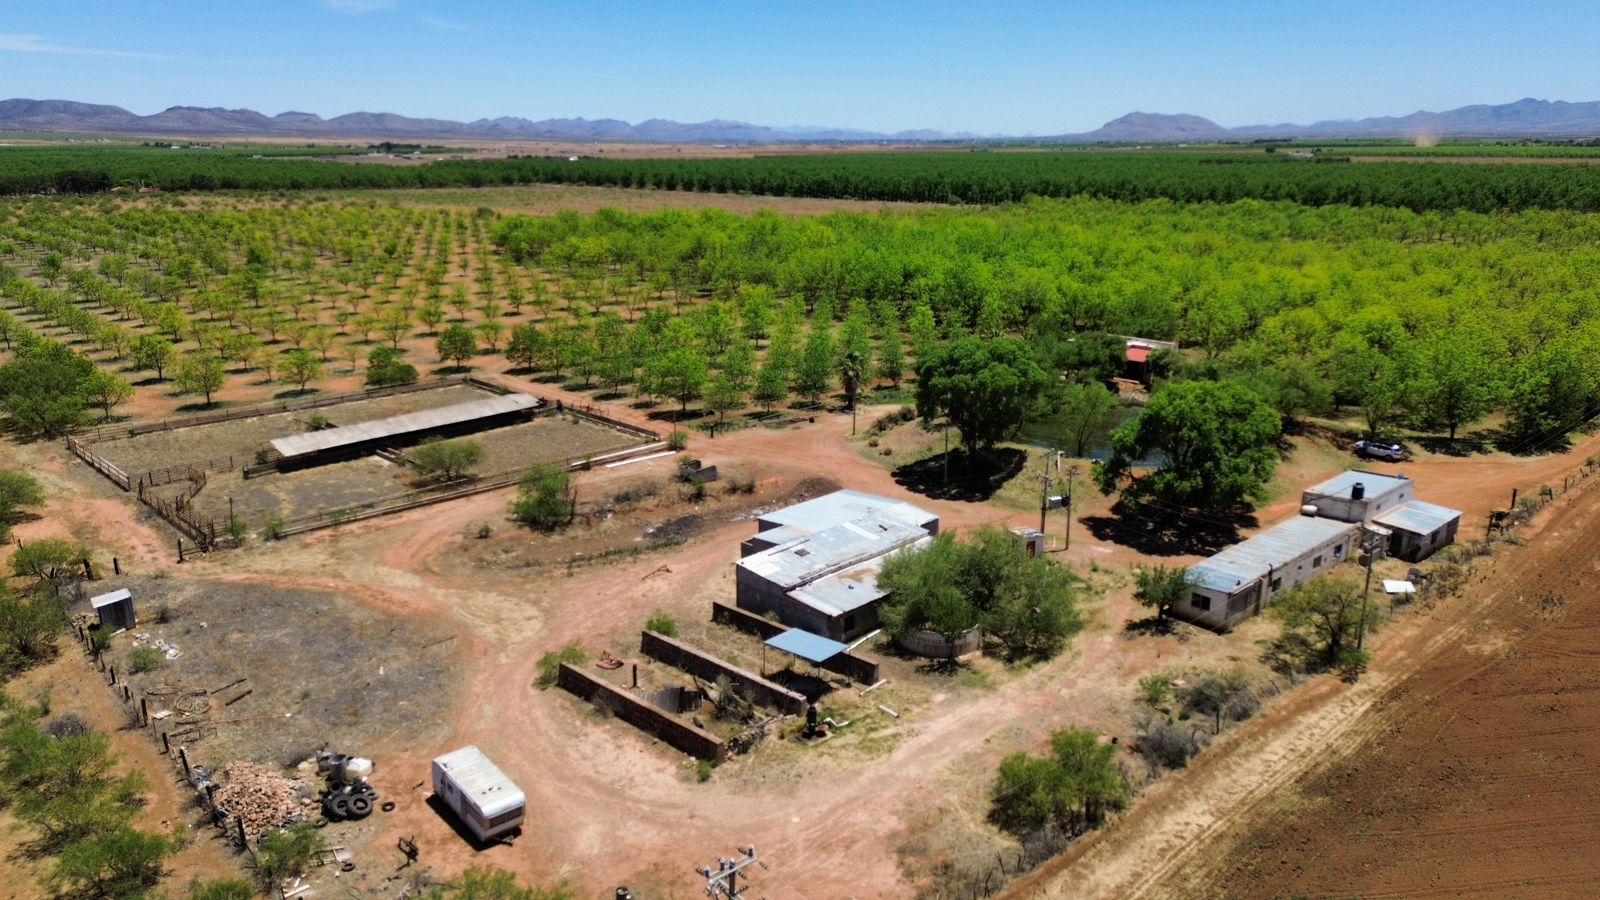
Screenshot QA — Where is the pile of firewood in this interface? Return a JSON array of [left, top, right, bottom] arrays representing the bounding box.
[[212, 761, 308, 842]]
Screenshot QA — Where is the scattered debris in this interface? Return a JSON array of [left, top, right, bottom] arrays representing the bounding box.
[[859, 679, 889, 696], [878, 704, 900, 718], [130, 632, 182, 659]]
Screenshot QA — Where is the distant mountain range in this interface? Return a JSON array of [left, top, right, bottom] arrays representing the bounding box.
[[5, 97, 1600, 143]]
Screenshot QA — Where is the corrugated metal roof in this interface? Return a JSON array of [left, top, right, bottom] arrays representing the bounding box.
[[1189, 516, 1357, 594], [756, 489, 934, 537], [1303, 469, 1410, 501], [765, 629, 848, 663], [270, 394, 538, 458], [740, 517, 928, 589], [789, 555, 898, 616], [432, 745, 524, 818], [90, 588, 131, 609], [1373, 500, 1460, 535], [1126, 346, 1151, 363]]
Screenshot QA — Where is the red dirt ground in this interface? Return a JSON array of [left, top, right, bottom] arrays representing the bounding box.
[[1004, 432, 1600, 899]]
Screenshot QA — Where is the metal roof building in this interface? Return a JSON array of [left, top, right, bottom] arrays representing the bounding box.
[[1188, 516, 1358, 595], [269, 394, 538, 461], [431, 745, 526, 842], [1373, 499, 1458, 535], [737, 490, 939, 640]]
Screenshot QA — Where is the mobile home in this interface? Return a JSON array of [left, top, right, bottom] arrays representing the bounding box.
[[431, 746, 525, 842]]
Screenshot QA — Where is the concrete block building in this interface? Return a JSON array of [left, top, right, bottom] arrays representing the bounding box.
[[1178, 470, 1462, 630], [736, 490, 938, 640]]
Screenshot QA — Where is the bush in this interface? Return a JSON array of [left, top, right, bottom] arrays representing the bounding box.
[[0, 584, 66, 675], [645, 610, 678, 637], [411, 438, 485, 481], [696, 760, 713, 783], [535, 642, 587, 688], [262, 517, 286, 541], [1136, 673, 1173, 707], [990, 727, 1127, 836], [256, 823, 327, 884], [184, 877, 257, 900], [127, 647, 164, 674], [49, 826, 174, 898], [1136, 720, 1200, 770], [1336, 648, 1371, 682], [511, 463, 572, 531], [666, 431, 689, 451]]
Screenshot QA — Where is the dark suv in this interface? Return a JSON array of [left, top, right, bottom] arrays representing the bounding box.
[[1354, 439, 1408, 461]]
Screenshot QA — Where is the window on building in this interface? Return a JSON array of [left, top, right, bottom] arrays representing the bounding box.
[[1270, 578, 1282, 592], [1333, 544, 1344, 558], [1191, 593, 1211, 612], [1312, 555, 1323, 569], [842, 614, 856, 632]]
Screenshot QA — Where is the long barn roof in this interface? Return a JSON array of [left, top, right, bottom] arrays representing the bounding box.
[[269, 393, 538, 458]]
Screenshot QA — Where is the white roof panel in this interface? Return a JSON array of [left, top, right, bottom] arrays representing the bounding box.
[[1373, 500, 1461, 535], [270, 393, 538, 458], [432, 745, 525, 818], [90, 588, 131, 609], [1189, 516, 1357, 595]]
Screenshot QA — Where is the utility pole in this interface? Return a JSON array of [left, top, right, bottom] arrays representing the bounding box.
[[1357, 529, 1382, 651], [1038, 452, 1055, 535], [1064, 464, 1079, 551], [696, 845, 767, 899]]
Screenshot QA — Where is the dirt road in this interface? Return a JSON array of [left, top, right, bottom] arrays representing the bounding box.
[[1005, 436, 1600, 899]]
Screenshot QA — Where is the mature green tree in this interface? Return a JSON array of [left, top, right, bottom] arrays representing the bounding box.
[[792, 321, 836, 405], [511, 463, 573, 531], [875, 323, 905, 388], [704, 372, 746, 426], [49, 826, 173, 899], [0, 342, 94, 438], [174, 354, 227, 407], [1095, 379, 1280, 511], [0, 582, 66, 675], [9, 539, 87, 594], [0, 471, 45, 544], [1267, 577, 1377, 672], [411, 439, 485, 481], [366, 347, 419, 386], [280, 349, 322, 393], [991, 727, 1128, 836], [649, 346, 709, 417], [915, 335, 1051, 458], [130, 334, 175, 380], [1132, 564, 1195, 623], [436, 324, 478, 368], [1056, 380, 1118, 457], [1506, 344, 1592, 446], [752, 361, 788, 412], [80, 370, 133, 423], [878, 527, 1083, 661], [1415, 332, 1499, 440]]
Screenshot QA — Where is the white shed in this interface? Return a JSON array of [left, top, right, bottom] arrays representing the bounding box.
[[431, 746, 525, 842]]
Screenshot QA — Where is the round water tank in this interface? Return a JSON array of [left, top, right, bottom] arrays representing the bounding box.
[[1352, 482, 1366, 501], [1301, 504, 1319, 517]]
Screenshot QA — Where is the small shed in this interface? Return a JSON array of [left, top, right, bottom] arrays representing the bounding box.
[[431, 746, 525, 843], [89, 588, 136, 633]]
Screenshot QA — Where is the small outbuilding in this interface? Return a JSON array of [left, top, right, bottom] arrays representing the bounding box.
[[1372, 499, 1461, 562], [89, 588, 136, 633], [431, 746, 525, 843]]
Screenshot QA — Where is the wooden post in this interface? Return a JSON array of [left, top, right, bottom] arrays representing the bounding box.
[[108, 665, 116, 685], [206, 783, 218, 808], [122, 685, 131, 702], [113, 557, 120, 576], [632, 664, 638, 688], [161, 731, 170, 754], [1510, 487, 1519, 509], [140, 697, 148, 724], [178, 746, 191, 777], [236, 818, 248, 849], [82, 557, 94, 579], [177, 538, 185, 564]]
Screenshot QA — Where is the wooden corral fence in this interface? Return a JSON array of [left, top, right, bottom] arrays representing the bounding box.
[[270, 440, 668, 539], [711, 602, 882, 684], [137, 479, 218, 550], [64, 435, 130, 490], [556, 663, 727, 761], [72, 375, 483, 443], [639, 630, 808, 715], [546, 401, 659, 443], [140, 455, 236, 488]]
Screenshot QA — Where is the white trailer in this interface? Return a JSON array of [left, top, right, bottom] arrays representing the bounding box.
[[431, 746, 525, 842]]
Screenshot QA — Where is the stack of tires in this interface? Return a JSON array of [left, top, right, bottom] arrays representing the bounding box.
[[322, 785, 378, 821]]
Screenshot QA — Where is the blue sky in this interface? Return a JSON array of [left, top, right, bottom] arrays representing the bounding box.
[[5, 0, 1600, 134]]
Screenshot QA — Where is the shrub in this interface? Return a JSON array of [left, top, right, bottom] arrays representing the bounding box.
[[225, 518, 248, 542], [184, 877, 257, 900], [154, 603, 173, 624], [49, 826, 174, 898], [1336, 648, 1371, 682], [1136, 720, 1200, 770], [511, 463, 573, 531], [645, 611, 678, 637], [1136, 673, 1173, 707], [990, 727, 1127, 835], [666, 431, 689, 452], [255, 823, 327, 884], [262, 517, 286, 541], [412, 438, 485, 481], [127, 647, 164, 674], [695, 760, 713, 783], [476, 523, 493, 539], [535, 642, 587, 688]]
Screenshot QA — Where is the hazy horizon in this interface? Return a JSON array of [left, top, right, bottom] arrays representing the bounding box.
[[6, 0, 1600, 135]]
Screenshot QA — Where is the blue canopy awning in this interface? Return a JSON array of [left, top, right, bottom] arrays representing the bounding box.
[[764, 628, 847, 664]]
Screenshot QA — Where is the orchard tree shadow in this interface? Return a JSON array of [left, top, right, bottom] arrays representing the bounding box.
[[892, 447, 1026, 502], [1081, 497, 1252, 557]]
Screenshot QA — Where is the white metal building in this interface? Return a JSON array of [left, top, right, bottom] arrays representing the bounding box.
[[431, 746, 525, 842], [1181, 516, 1359, 630]]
